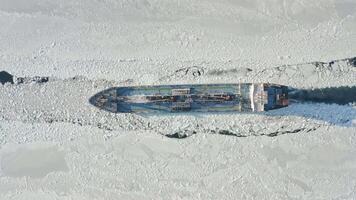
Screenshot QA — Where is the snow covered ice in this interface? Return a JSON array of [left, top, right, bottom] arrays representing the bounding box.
[[0, 0, 356, 199]]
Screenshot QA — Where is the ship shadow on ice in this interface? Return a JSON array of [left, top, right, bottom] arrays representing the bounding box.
[[89, 86, 356, 127]]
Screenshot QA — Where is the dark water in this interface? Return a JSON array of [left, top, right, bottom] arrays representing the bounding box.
[[349, 57, 356, 67], [289, 86, 356, 105], [0, 71, 13, 85]]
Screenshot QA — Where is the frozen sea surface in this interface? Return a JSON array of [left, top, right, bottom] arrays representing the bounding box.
[[0, 0, 355, 199]]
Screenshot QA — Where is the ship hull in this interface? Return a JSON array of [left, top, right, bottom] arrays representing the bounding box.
[[90, 83, 288, 113]]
